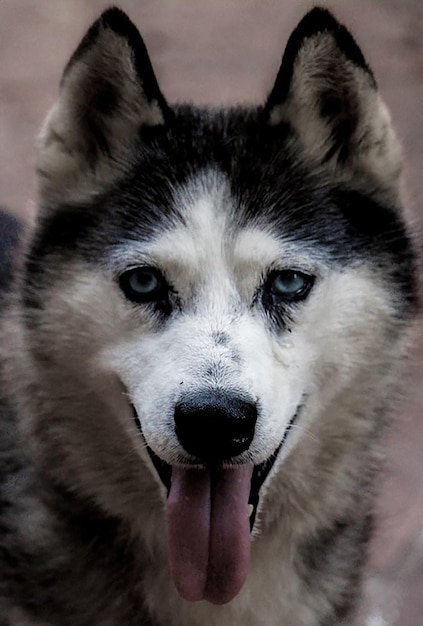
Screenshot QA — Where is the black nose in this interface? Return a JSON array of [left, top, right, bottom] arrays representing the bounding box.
[[174, 390, 257, 461]]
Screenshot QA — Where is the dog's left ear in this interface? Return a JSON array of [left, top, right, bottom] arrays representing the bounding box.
[[265, 8, 401, 196], [37, 7, 170, 207]]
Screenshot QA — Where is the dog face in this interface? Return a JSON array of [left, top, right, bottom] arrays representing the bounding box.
[[22, 7, 416, 605], [95, 168, 392, 469], [104, 170, 314, 468]]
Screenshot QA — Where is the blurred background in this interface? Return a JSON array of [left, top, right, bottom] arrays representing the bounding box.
[[1, 1, 422, 623]]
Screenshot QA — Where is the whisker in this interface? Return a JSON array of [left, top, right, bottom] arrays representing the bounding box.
[[288, 423, 319, 443]]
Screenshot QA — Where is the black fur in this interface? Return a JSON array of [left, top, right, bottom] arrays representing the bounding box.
[[25, 107, 417, 319]]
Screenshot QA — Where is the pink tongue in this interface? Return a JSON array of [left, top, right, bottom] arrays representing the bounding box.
[[167, 464, 253, 605]]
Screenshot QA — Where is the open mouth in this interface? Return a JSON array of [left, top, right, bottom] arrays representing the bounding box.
[[132, 406, 300, 530], [132, 405, 301, 605], [142, 412, 298, 531]]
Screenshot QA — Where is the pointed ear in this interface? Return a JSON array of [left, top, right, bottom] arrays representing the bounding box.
[[37, 7, 170, 206], [264, 8, 402, 196]]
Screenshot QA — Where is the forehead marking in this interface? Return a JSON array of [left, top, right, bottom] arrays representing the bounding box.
[[146, 170, 231, 269], [149, 172, 286, 274], [115, 169, 318, 287]]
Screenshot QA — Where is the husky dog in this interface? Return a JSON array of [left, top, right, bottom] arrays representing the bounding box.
[[0, 7, 417, 626]]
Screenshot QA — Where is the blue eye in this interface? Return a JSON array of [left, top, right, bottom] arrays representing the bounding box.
[[267, 270, 314, 302], [119, 267, 166, 303]]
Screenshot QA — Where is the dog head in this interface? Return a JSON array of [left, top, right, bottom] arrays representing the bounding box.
[[23, 8, 416, 604]]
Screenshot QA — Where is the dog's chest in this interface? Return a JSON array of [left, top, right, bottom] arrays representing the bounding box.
[[141, 531, 321, 626]]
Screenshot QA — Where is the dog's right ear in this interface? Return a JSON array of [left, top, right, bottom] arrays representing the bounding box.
[[37, 8, 170, 207]]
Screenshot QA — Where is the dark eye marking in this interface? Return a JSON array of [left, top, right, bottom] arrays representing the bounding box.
[[119, 267, 169, 305], [264, 269, 315, 305]]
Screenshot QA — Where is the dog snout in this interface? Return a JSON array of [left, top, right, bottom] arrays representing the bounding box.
[[174, 390, 257, 461]]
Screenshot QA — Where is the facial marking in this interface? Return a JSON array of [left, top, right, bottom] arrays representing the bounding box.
[[147, 171, 230, 275], [102, 168, 365, 469], [212, 331, 229, 346]]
